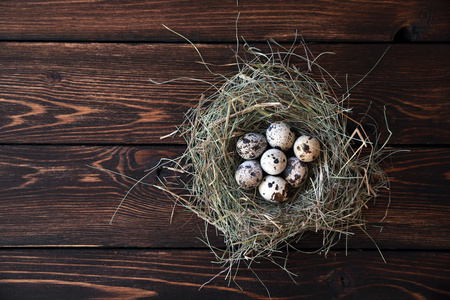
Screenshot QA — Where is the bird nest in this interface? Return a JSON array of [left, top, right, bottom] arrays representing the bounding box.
[[153, 40, 391, 280]]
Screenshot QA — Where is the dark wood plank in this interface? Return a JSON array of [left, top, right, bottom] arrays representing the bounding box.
[[1, 43, 449, 144], [0, 145, 448, 249], [1, 249, 449, 300], [0, 0, 448, 42]]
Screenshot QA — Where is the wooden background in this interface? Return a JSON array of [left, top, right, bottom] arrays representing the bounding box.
[[1, 1, 449, 299]]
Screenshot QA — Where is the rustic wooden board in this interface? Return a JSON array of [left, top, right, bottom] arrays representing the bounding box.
[[0, 145, 448, 249], [1, 43, 449, 144], [0, 0, 448, 42], [1, 249, 449, 300]]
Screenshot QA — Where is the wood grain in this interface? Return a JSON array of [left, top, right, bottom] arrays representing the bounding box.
[[0, 0, 448, 42], [1, 249, 449, 300], [1, 43, 449, 144], [0, 145, 448, 249]]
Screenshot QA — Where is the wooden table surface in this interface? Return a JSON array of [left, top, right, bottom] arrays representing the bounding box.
[[1, 1, 449, 299]]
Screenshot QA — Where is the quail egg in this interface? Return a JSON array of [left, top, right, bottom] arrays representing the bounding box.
[[294, 135, 321, 162], [258, 175, 290, 203], [235, 160, 263, 190], [260, 148, 287, 175], [236, 133, 268, 159], [266, 121, 296, 151], [282, 157, 308, 188]]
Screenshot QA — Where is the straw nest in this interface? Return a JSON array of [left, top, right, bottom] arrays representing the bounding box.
[[156, 41, 390, 276]]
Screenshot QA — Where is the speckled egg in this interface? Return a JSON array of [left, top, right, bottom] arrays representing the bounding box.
[[294, 135, 321, 162], [258, 175, 290, 203], [282, 157, 308, 188], [236, 133, 268, 160], [266, 121, 296, 151], [260, 149, 287, 175], [235, 160, 263, 190]]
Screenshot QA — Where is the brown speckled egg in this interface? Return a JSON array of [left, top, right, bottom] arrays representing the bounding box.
[[266, 121, 296, 151], [235, 160, 263, 190], [294, 135, 321, 162], [282, 157, 308, 188], [258, 175, 290, 203], [236, 133, 268, 160], [260, 149, 287, 175]]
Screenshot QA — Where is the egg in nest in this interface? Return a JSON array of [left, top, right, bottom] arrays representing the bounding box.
[[294, 135, 321, 162], [258, 175, 290, 203], [266, 121, 296, 151], [235, 160, 264, 189], [282, 157, 308, 188], [260, 148, 287, 175], [236, 133, 268, 159]]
